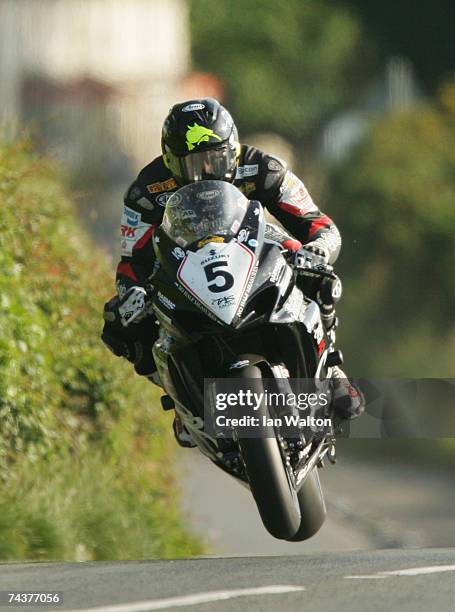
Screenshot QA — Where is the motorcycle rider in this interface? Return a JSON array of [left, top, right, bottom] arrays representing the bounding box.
[[102, 98, 364, 445]]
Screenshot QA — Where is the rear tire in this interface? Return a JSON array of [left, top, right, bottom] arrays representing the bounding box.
[[235, 365, 301, 540]]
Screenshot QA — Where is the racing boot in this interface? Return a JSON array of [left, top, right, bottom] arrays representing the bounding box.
[[330, 366, 365, 420], [172, 414, 197, 448]]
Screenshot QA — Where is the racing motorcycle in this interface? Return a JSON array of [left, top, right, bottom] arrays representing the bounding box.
[[148, 180, 342, 541]]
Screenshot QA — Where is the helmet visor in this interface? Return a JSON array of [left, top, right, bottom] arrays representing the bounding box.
[[166, 144, 237, 185]]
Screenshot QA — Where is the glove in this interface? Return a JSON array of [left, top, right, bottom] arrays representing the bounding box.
[[294, 244, 329, 273], [103, 286, 150, 327], [102, 291, 159, 381], [101, 326, 132, 359], [117, 286, 149, 327]]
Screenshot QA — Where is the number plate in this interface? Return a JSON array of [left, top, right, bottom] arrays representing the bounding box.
[[177, 240, 255, 324]]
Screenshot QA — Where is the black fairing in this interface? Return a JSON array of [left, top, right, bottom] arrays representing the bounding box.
[[151, 188, 328, 418]]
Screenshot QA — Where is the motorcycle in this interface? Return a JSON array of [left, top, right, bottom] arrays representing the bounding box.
[[148, 180, 342, 541]]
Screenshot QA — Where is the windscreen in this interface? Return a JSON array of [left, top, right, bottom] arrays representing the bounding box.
[[162, 180, 248, 246]]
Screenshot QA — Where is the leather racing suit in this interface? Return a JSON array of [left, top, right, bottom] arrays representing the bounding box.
[[103, 145, 341, 382]]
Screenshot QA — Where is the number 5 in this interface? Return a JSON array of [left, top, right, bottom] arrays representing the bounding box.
[[204, 262, 234, 293]]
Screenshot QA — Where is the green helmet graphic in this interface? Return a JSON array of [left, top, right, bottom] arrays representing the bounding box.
[[162, 98, 240, 185], [186, 123, 222, 151]]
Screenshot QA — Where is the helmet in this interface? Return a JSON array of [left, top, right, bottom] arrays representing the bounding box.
[[161, 98, 240, 186]]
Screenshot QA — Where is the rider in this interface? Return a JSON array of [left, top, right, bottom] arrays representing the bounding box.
[[102, 98, 364, 445]]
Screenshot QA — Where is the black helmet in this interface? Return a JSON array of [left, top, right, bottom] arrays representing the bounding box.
[[161, 98, 240, 186]]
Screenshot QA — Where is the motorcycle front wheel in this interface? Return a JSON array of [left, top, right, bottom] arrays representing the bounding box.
[[234, 364, 301, 540]]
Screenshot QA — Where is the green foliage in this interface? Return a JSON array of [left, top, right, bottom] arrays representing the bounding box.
[[329, 82, 455, 376], [0, 449, 201, 561], [190, 0, 367, 142], [341, 0, 455, 92], [0, 141, 202, 559]]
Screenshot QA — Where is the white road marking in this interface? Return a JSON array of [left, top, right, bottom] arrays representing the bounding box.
[[380, 565, 455, 577], [345, 564, 455, 579], [345, 575, 389, 579], [63, 585, 305, 612]]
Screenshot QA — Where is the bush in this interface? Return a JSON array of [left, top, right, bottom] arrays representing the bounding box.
[[0, 141, 202, 559]]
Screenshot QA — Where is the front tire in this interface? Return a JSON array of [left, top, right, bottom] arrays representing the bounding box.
[[235, 365, 301, 540], [287, 468, 326, 541]]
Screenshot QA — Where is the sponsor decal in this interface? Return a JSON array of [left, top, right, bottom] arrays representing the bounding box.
[[279, 171, 317, 215], [146, 178, 177, 194], [124, 206, 140, 226], [156, 193, 171, 207], [248, 238, 258, 247], [182, 103, 205, 112], [270, 259, 285, 284], [121, 224, 137, 238], [172, 247, 186, 260], [185, 123, 222, 151], [237, 229, 249, 243], [236, 263, 258, 318], [197, 235, 224, 248], [176, 236, 187, 247], [176, 283, 219, 322], [244, 164, 259, 177], [268, 158, 283, 171], [197, 189, 221, 200], [230, 219, 241, 234], [157, 291, 176, 311], [178, 241, 254, 325], [201, 252, 230, 265], [239, 182, 255, 197], [253, 206, 260, 216], [235, 164, 259, 179], [120, 207, 154, 257], [211, 295, 235, 309], [118, 287, 147, 325]]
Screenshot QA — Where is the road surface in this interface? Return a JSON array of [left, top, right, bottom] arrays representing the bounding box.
[[178, 442, 455, 554], [0, 549, 454, 611]]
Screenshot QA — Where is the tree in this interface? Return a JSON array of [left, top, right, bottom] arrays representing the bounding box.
[[190, 0, 369, 145], [340, 0, 455, 92], [329, 81, 455, 376]]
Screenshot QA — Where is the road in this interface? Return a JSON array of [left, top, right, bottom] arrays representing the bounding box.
[[1, 444, 453, 611], [0, 549, 454, 611], [178, 442, 455, 554]]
